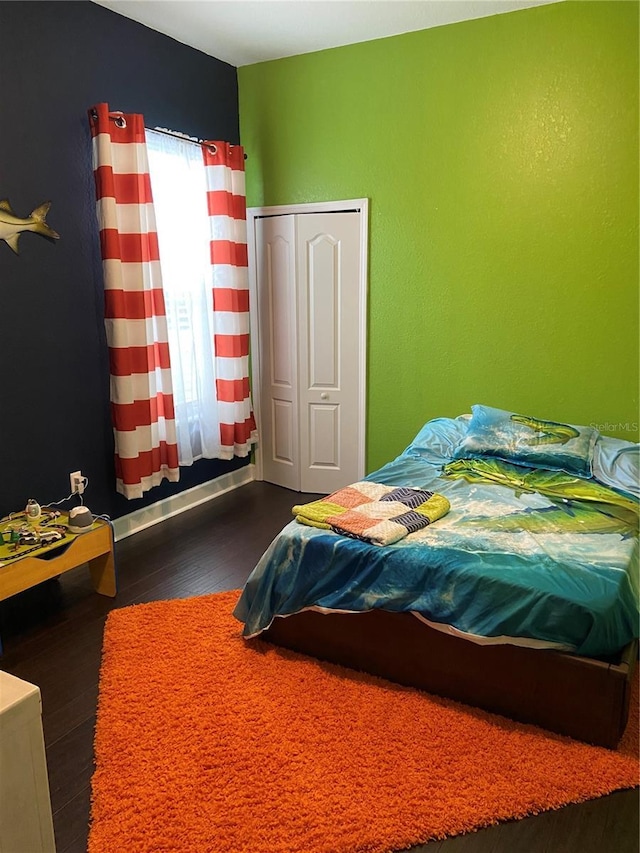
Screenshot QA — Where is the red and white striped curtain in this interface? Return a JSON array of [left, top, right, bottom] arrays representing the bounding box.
[[89, 102, 180, 499], [203, 142, 257, 455]]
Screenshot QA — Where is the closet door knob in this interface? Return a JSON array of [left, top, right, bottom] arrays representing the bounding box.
[[320, 392, 329, 399]]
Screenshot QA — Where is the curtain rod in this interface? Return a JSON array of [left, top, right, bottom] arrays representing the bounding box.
[[89, 110, 247, 158], [148, 127, 249, 160], [147, 126, 204, 144]]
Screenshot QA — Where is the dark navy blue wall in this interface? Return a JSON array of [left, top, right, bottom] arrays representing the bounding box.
[[0, 0, 248, 519]]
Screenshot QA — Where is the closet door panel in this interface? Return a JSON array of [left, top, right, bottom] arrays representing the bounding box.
[[255, 215, 299, 490], [297, 212, 361, 494], [308, 403, 340, 468], [307, 233, 339, 389]]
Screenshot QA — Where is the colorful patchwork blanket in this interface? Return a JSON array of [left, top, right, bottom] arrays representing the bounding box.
[[292, 482, 450, 546]]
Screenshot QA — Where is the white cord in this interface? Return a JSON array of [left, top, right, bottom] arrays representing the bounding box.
[[43, 492, 78, 507], [44, 476, 90, 508]]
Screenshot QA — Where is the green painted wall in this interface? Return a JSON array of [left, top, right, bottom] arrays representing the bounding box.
[[239, 1, 639, 472]]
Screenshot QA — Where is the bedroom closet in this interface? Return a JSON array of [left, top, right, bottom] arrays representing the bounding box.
[[248, 200, 368, 494]]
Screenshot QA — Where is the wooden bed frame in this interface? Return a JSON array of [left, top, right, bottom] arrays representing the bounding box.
[[260, 608, 637, 749]]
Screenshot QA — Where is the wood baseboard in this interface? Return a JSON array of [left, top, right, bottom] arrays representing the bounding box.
[[112, 465, 256, 541]]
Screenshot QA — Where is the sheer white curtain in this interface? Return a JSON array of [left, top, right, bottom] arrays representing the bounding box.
[[145, 130, 222, 465]]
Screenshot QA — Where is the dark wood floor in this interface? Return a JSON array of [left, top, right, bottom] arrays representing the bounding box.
[[1, 481, 637, 853]]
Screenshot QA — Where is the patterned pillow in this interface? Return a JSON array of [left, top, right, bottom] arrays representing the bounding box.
[[452, 404, 598, 477]]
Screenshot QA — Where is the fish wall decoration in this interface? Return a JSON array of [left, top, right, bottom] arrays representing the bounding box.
[[0, 199, 60, 254]]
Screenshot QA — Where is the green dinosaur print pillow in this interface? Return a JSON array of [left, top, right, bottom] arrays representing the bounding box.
[[452, 405, 598, 477]]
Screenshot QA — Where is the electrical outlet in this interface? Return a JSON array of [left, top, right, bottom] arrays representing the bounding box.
[[70, 471, 85, 495]]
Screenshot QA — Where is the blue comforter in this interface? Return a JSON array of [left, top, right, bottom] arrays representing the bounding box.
[[234, 417, 639, 657]]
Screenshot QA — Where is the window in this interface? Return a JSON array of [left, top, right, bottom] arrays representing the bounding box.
[[145, 130, 222, 465]]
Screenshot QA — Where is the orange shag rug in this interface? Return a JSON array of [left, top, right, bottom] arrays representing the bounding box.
[[90, 590, 639, 853]]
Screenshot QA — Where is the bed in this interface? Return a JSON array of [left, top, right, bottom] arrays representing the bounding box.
[[234, 406, 639, 748]]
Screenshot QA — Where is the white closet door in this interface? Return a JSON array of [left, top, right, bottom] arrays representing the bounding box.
[[296, 212, 362, 494], [252, 205, 365, 494], [255, 215, 299, 490]]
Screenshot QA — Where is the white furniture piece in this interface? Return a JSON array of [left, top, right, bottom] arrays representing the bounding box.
[[0, 671, 56, 852]]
